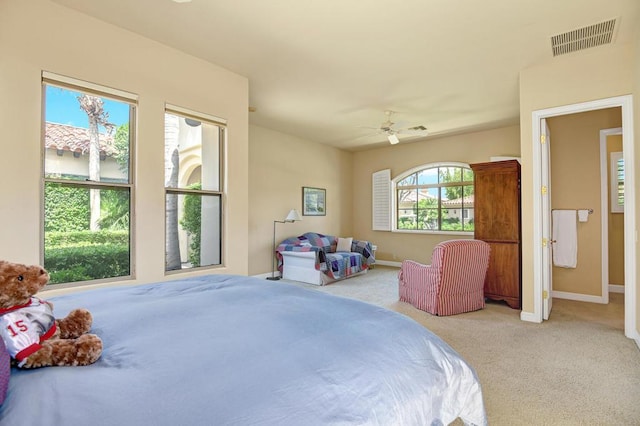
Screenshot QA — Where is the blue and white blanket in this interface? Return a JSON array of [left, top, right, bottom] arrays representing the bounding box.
[[276, 232, 375, 280]]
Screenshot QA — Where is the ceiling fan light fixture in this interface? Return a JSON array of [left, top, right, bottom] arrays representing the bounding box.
[[388, 134, 400, 144]]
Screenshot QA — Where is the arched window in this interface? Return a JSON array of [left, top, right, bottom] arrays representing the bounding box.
[[394, 163, 474, 232]]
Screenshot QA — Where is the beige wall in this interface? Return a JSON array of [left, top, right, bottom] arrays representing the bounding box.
[[607, 134, 625, 286], [519, 44, 635, 314], [0, 0, 249, 289], [352, 125, 521, 265], [248, 125, 353, 276], [547, 109, 621, 296]]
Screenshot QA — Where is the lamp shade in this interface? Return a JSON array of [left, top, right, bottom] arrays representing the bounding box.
[[388, 134, 400, 144], [285, 209, 302, 222]]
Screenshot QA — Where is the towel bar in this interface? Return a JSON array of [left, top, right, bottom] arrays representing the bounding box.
[[552, 208, 593, 214]]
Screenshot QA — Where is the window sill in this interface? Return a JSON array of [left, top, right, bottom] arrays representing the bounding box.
[[392, 229, 474, 236]]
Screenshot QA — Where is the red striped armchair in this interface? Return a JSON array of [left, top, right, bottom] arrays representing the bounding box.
[[398, 239, 490, 316]]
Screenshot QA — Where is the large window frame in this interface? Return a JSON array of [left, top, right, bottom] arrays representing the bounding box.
[[393, 162, 474, 234], [41, 72, 137, 287], [164, 104, 226, 273]]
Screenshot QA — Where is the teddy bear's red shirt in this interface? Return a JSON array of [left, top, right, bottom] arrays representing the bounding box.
[[0, 297, 56, 366]]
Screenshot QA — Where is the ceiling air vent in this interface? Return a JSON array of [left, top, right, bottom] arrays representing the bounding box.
[[551, 18, 617, 57]]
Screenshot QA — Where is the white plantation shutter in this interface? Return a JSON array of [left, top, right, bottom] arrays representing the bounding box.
[[372, 169, 391, 231]]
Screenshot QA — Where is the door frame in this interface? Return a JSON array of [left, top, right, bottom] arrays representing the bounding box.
[[530, 95, 637, 340], [540, 119, 552, 320], [600, 127, 623, 304]]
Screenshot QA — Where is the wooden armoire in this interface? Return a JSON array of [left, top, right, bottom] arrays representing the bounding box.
[[470, 160, 521, 309]]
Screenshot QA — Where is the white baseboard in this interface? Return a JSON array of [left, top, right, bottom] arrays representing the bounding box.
[[520, 311, 541, 323], [609, 284, 625, 293], [552, 290, 607, 304], [255, 262, 401, 279], [375, 260, 402, 268], [629, 329, 640, 350]]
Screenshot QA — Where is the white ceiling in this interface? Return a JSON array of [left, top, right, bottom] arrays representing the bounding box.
[[51, 0, 639, 151]]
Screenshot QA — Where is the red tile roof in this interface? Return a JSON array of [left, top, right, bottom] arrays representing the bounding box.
[[442, 195, 474, 207], [398, 191, 473, 207], [44, 122, 117, 156]]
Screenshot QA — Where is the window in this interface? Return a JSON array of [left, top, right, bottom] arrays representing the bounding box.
[[610, 151, 624, 213], [164, 106, 225, 272], [42, 74, 135, 285], [395, 163, 474, 232]]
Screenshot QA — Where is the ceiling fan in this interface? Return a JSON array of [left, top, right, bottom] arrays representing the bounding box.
[[366, 110, 429, 144]]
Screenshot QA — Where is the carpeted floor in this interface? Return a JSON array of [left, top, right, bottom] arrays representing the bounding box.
[[283, 266, 640, 425]]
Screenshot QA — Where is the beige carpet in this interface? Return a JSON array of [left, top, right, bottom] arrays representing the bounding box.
[[283, 266, 640, 425]]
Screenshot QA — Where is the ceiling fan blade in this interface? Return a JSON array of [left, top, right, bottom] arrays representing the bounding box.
[[359, 111, 428, 145], [391, 120, 409, 130], [397, 125, 428, 136], [395, 124, 427, 131], [397, 130, 428, 135]]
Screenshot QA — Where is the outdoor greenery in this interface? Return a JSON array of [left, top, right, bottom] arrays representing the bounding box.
[[99, 190, 130, 230], [44, 184, 90, 232], [45, 229, 129, 247], [45, 232, 130, 284], [438, 167, 474, 200], [396, 166, 475, 232], [442, 217, 474, 231], [44, 117, 131, 284], [180, 183, 202, 267], [397, 197, 474, 231], [113, 122, 130, 173]]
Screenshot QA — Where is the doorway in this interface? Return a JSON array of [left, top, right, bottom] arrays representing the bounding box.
[[531, 95, 637, 340], [545, 111, 620, 304], [600, 127, 624, 302]]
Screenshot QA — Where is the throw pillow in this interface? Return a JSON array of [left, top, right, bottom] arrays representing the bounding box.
[[336, 237, 353, 252]]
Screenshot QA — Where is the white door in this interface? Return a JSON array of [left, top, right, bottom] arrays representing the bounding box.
[[541, 119, 553, 320], [532, 96, 635, 335]]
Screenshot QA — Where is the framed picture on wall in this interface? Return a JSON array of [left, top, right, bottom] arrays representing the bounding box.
[[302, 187, 326, 216]]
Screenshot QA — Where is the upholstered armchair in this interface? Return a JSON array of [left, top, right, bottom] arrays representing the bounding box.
[[398, 239, 490, 316]]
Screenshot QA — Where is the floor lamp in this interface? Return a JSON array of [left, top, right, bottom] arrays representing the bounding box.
[[266, 209, 302, 280]]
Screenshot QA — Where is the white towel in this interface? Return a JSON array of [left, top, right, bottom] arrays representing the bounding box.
[[577, 209, 589, 222], [552, 210, 578, 268]]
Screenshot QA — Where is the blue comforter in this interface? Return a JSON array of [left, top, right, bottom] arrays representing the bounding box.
[[0, 275, 486, 426]]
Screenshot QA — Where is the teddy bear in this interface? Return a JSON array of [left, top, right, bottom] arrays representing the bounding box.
[[0, 260, 102, 369]]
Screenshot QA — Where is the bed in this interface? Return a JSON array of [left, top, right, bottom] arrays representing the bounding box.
[[0, 274, 487, 426]]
